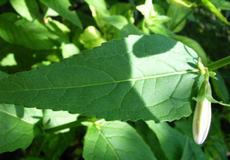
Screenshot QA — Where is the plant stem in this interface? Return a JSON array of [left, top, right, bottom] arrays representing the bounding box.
[[207, 55, 230, 70], [45, 120, 82, 133]]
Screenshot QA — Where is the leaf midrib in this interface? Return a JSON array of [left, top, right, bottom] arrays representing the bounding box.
[[98, 127, 121, 160], [0, 69, 199, 93]]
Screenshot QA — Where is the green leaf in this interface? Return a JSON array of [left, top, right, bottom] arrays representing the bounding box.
[[84, 0, 109, 16], [202, 0, 230, 25], [211, 72, 229, 103], [40, 0, 82, 29], [83, 120, 157, 160], [0, 13, 58, 50], [10, 0, 40, 21], [0, 72, 42, 153], [133, 121, 168, 160], [0, 104, 42, 153], [45, 18, 70, 43], [146, 121, 206, 160], [85, 0, 128, 30], [210, 0, 230, 10], [167, 2, 191, 33], [109, 2, 135, 23], [0, 35, 199, 121]]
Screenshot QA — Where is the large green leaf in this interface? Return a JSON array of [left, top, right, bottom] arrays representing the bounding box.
[[0, 35, 199, 121], [83, 120, 157, 160], [0, 13, 58, 50], [40, 0, 82, 29]]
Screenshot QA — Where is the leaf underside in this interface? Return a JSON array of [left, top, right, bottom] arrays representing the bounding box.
[[0, 35, 199, 121]]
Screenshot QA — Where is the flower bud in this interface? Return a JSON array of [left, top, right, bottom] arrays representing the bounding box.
[[193, 97, 212, 145]]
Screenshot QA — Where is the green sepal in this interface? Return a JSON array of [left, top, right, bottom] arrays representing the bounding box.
[[206, 95, 230, 107], [194, 77, 211, 102]]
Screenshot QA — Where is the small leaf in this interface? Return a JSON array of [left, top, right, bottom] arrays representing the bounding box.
[[85, 0, 128, 30], [84, 0, 109, 16], [83, 121, 157, 160], [167, 1, 191, 33], [10, 0, 40, 21], [211, 72, 229, 103], [210, 0, 230, 10], [202, 0, 230, 25], [0, 13, 58, 50], [40, 0, 82, 28]]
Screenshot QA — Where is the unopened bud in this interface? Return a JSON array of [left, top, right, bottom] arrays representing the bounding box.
[[193, 98, 212, 145]]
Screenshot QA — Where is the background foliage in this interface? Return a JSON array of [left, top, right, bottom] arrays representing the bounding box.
[[0, 0, 229, 159]]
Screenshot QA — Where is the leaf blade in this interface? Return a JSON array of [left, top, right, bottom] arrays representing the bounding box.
[[0, 35, 199, 121], [146, 121, 206, 160], [0, 104, 42, 153], [0, 13, 58, 50], [83, 121, 157, 160], [10, 0, 40, 21], [40, 0, 82, 28]]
